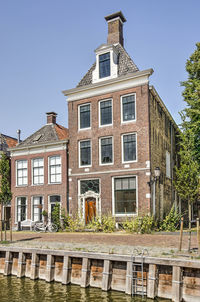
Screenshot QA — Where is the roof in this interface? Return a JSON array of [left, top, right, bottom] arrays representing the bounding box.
[[0, 134, 17, 152], [77, 43, 139, 87], [11, 123, 68, 149]]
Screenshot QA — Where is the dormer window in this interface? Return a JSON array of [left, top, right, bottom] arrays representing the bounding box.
[[99, 53, 110, 78], [92, 44, 118, 83]]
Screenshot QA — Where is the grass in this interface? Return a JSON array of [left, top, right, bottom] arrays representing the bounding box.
[[0, 240, 11, 245]]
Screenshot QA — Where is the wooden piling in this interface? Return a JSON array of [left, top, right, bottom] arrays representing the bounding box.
[[4, 251, 12, 275], [17, 252, 26, 278], [62, 255, 71, 285], [125, 261, 132, 295], [147, 264, 157, 298], [102, 260, 112, 291], [81, 258, 90, 288], [179, 217, 184, 251], [30, 253, 39, 280], [46, 254, 54, 282], [172, 266, 182, 302]]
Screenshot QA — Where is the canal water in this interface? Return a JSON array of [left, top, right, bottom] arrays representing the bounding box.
[[0, 275, 170, 302]]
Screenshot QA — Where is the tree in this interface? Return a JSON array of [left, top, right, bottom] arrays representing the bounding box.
[[181, 42, 200, 167], [0, 153, 12, 221]]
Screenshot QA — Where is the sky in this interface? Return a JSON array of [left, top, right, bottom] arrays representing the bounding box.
[[0, 0, 200, 140]]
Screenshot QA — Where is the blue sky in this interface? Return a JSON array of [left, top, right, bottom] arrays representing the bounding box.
[[0, 0, 200, 140]]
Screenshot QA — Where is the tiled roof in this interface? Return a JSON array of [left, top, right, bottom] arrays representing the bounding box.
[[77, 43, 139, 87], [0, 134, 17, 151], [15, 123, 68, 148]]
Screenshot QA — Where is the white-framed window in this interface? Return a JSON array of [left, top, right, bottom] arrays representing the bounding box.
[[99, 99, 112, 127], [79, 140, 91, 167], [79, 103, 91, 130], [122, 133, 137, 163], [49, 156, 61, 184], [48, 195, 61, 222], [112, 176, 137, 216], [32, 196, 43, 222], [166, 151, 171, 178], [121, 94, 136, 123], [32, 158, 44, 185], [16, 160, 28, 186], [99, 52, 110, 78], [99, 136, 113, 165], [16, 197, 27, 222]]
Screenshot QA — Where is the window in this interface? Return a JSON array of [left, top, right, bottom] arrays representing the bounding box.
[[100, 137, 113, 164], [121, 94, 136, 122], [100, 99, 112, 126], [79, 104, 90, 129], [80, 140, 91, 167], [80, 179, 99, 194], [32, 196, 43, 222], [114, 177, 137, 215], [16, 160, 28, 186], [123, 133, 137, 162], [99, 53, 110, 78], [32, 158, 44, 185], [16, 197, 27, 221], [49, 156, 61, 183], [49, 195, 61, 223]]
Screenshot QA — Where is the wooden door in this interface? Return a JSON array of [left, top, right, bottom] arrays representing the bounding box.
[[85, 197, 96, 224]]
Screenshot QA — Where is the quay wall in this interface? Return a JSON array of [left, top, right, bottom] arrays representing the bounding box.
[[0, 247, 200, 302]]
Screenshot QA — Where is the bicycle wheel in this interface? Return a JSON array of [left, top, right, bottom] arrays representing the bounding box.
[[48, 223, 58, 232], [34, 223, 44, 233]]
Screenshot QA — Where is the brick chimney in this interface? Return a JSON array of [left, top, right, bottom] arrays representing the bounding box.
[[105, 11, 126, 47], [46, 112, 57, 124]]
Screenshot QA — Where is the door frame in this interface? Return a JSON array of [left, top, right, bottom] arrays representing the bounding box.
[[78, 190, 101, 224]]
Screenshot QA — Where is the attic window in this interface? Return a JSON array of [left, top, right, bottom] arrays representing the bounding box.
[[33, 134, 42, 142], [99, 53, 110, 78]]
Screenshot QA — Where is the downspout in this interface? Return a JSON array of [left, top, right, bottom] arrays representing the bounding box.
[[66, 144, 69, 213], [171, 122, 174, 206]]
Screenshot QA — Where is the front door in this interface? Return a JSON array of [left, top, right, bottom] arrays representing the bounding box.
[[85, 197, 96, 224]]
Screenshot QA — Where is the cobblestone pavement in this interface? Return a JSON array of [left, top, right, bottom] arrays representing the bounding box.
[[0, 231, 198, 258]]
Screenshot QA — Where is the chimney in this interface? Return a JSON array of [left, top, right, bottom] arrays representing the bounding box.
[[105, 11, 126, 47], [17, 129, 21, 143], [46, 112, 57, 124]]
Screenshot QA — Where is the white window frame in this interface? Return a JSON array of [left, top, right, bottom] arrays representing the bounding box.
[[16, 159, 28, 187], [121, 93, 136, 124], [121, 132, 137, 164], [48, 155, 62, 184], [99, 136, 114, 166], [99, 98, 113, 128], [31, 196, 44, 222], [32, 158, 44, 186], [112, 175, 138, 217], [15, 196, 28, 223], [78, 103, 91, 131], [48, 195, 61, 219], [79, 139, 92, 168]]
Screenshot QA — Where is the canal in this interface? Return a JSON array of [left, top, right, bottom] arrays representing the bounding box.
[[0, 275, 170, 302]]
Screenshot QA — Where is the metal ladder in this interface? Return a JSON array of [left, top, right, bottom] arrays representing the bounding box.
[[132, 249, 148, 298]]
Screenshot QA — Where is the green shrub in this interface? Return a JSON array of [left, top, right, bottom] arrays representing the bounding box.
[[160, 205, 181, 232], [123, 215, 156, 234], [51, 203, 61, 230], [101, 214, 116, 233], [66, 213, 84, 232]]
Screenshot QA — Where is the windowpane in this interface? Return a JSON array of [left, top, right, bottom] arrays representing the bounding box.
[[99, 53, 110, 78], [33, 158, 44, 185], [100, 100, 112, 125], [114, 177, 136, 214], [17, 197, 27, 221], [122, 95, 135, 121], [80, 104, 90, 129], [101, 137, 112, 164], [80, 140, 91, 166], [49, 156, 61, 183], [32, 196, 43, 222], [123, 134, 136, 162], [17, 160, 28, 186], [80, 179, 99, 194]]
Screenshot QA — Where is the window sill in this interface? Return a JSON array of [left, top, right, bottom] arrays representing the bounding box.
[[122, 160, 137, 164], [78, 127, 91, 132], [121, 119, 136, 124], [99, 123, 113, 128], [113, 213, 138, 217]]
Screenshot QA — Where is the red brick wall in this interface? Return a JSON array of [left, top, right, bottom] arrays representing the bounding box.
[[68, 84, 151, 220], [11, 148, 68, 225]]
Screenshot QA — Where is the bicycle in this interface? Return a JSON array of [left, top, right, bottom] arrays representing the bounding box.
[[34, 219, 58, 233]]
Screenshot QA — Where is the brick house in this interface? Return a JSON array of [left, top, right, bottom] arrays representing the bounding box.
[[0, 133, 18, 221], [9, 112, 68, 227], [63, 12, 179, 224]]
